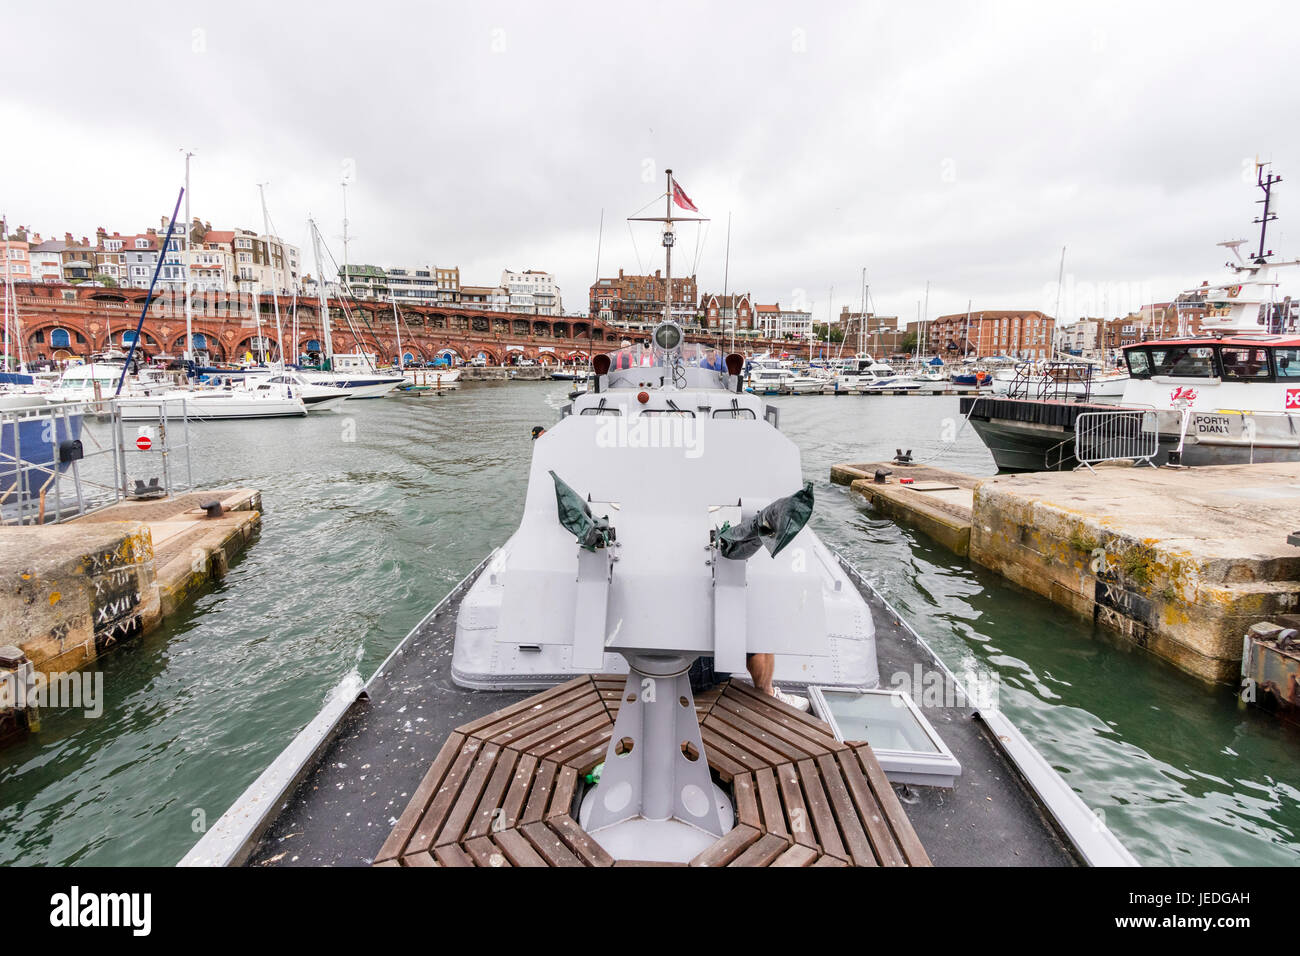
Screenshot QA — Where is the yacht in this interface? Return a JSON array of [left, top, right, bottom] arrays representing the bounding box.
[[45, 361, 176, 404], [115, 384, 308, 421], [242, 371, 349, 412], [855, 363, 921, 393], [783, 370, 826, 395], [298, 352, 405, 399]]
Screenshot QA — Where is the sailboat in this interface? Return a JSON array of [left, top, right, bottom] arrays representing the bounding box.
[[297, 217, 404, 399], [116, 164, 307, 421]]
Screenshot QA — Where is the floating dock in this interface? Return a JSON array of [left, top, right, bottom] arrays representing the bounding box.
[[833, 460, 1300, 683], [0, 490, 261, 738]]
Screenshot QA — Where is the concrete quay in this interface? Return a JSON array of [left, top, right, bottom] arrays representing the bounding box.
[[832, 460, 1300, 683], [456, 366, 552, 382], [0, 490, 260, 740]]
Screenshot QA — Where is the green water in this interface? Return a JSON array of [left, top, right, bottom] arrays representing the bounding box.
[[1, 384, 1296, 866]]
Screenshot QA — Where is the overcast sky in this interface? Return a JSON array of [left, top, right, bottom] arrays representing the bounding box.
[[4, 0, 1298, 324]]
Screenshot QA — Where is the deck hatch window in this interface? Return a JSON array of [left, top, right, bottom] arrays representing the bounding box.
[[1219, 346, 1272, 381], [1148, 345, 1217, 378], [809, 687, 961, 788]]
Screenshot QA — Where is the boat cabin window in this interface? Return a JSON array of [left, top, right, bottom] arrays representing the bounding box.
[[1124, 349, 1151, 378], [1148, 345, 1217, 378], [639, 408, 695, 418], [579, 407, 621, 416], [1219, 346, 1271, 381], [712, 407, 756, 419], [1274, 348, 1300, 379]]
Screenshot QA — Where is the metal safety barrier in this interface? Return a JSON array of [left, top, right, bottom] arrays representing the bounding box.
[[0, 396, 192, 526], [1073, 409, 1159, 472]]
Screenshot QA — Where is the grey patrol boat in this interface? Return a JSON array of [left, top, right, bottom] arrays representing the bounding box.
[[183, 172, 1136, 868]]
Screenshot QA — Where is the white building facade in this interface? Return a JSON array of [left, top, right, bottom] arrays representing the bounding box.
[[502, 269, 562, 316]]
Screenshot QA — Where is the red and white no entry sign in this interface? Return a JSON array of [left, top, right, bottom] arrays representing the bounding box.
[[136, 435, 153, 451]]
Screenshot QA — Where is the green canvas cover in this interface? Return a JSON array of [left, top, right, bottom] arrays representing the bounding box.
[[549, 470, 612, 551], [717, 481, 814, 560]]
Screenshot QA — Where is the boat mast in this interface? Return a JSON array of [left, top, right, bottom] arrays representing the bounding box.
[[310, 218, 333, 368], [921, 280, 929, 363], [391, 294, 403, 370], [182, 148, 194, 366], [663, 169, 673, 324], [627, 169, 708, 343], [963, 300, 972, 358], [859, 268, 866, 357], [1253, 162, 1281, 263], [1053, 244, 1066, 360], [1, 213, 9, 372], [341, 180, 351, 292], [723, 212, 732, 352], [258, 182, 287, 368]]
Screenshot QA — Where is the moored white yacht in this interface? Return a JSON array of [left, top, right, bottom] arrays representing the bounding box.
[[855, 362, 921, 392], [115, 384, 308, 421], [242, 371, 349, 411]]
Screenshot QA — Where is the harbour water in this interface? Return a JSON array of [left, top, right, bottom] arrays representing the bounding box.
[[0, 384, 1296, 866]]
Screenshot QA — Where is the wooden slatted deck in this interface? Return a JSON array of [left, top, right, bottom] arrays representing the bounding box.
[[374, 675, 931, 868]]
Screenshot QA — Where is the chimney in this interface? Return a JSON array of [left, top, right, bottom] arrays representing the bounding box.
[[65, 232, 74, 243]]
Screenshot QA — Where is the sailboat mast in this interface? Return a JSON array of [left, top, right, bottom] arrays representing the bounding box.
[[392, 295, 403, 370], [1054, 245, 1066, 358], [258, 183, 286, 367], [723, 212, 732, 352], [859, 268, 866, 355], [921, 280, 929, 362], [341, 181, 350, 292], [1, 214, 9, 371], [310, 218, 333, 365], [182, 149, 194, 365], [963, 300, 972, 358]]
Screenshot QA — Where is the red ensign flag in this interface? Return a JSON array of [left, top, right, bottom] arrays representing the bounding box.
[[671, 181, 699, 212]]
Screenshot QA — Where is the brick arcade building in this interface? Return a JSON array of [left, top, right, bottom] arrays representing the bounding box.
[[8, 283, 792, 369]]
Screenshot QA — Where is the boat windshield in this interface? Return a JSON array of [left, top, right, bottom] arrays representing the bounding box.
[[1219, 346, 1271, 380], [1276, 347, 1300, 379], [605, 343, 728, 370], [1148, 345, 1217, 378], [1125, 349, 1151, 378]]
